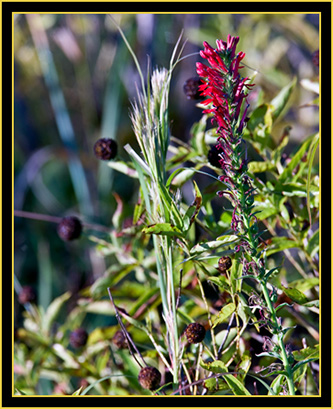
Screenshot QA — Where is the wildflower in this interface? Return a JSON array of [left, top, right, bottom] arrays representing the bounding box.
[[196, 36, 256, 255]]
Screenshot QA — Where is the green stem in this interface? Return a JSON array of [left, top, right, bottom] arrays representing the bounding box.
[[260, 281, 295, 395], [239, 184, 296, 395]]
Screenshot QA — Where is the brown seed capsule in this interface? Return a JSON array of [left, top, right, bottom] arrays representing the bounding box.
[[112, 330, 127, 349], [184, 322, 206, 344], [57, 216, 82, 241], [183, 77, 202, 100], [69, 328, 88, 348], [138, 366, 161, 390], [94, 138, 118, 160], [18, 286, 36, 304], [218, 256, 232, 273], [207, 145, 222, 168]]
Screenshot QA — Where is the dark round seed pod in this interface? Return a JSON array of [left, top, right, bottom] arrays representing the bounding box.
[[57, 216, 82, 241], [138, 366, 161, 390], [207, 145, 222, 168], [312, 49, 319, 67], [69, 328, 88, 348], [18, 286, 36, 304], [184, 322, 206, 344], [218, 256, 232, 273], [183, 77, 202, 100], [94, 138, 118, 160], [112, 330, 127, 349]]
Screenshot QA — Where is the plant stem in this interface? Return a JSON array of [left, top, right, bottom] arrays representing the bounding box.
[[260, 280, 295, 395]]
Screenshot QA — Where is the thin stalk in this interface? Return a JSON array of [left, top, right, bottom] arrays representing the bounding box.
[[260, 280, 295, 395]]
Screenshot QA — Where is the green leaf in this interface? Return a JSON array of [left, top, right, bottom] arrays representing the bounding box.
[[142, 223, 184, 239], [278, 136, 313, 184], [306, 230, 319, 259], [306, 133, 319, 225], [200, 359, 228, 374], [266, 236, 301, 256], [248, 160, 275, 174], [292, 358, 318, 373], [292, 344, 319, 362], [204, 377, 230, 392], [288, 277, 319, 293], [170, 168, 196, 187], [43, 291, 71, 332], [189, 235, 238, 256], [212, 303, 236, 328], [270, 77, 297, 121], [72, 386, 83, 396], [282, 287, 309, 305], [183, 180, 202, 231], [222, 374, 251, 395], [230, 259, 243, 294], [268, 374, 285, 395], [107, 160, 138, 178], [207, 275, 230, 293]]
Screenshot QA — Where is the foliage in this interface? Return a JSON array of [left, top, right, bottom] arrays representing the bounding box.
[[14, 13, 319, 396]]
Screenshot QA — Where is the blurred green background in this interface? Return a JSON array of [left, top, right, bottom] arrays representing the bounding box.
[[14, 13, 319, 329]]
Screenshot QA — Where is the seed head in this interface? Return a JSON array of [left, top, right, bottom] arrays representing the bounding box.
[[57, 216, 82, 241], [218, 256, 232, 273], [112, 330, 127, 349], [18, 286, 36, 304], [69, 328, 88, 348], [183, 77, 202, 100], [184, 322, 206, 344], [208, 145, 222, 168], [138, 366, 161, 390], [94, 138, 118, 160]]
